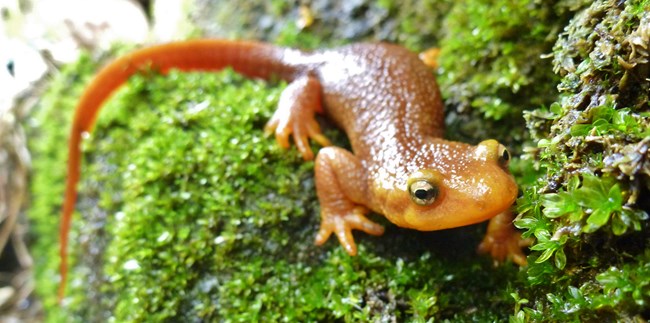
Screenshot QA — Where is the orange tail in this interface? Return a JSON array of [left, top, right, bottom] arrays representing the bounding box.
[[58, 39, 304, 301]]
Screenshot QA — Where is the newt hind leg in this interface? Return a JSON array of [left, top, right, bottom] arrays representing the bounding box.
[[264, 75, 331, 160], [313, 147, 384, 255]]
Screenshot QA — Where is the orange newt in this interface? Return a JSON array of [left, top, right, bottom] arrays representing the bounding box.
[[59, 39, 526, 300]]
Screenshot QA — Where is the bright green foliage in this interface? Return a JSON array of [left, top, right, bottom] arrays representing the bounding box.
[[569, 105, 650, 138], [93, 70, 303, 321], [437, 0, 583, 121], [522, 173, 647, 271], [540, 174, 647, 235], [513, 250, 650, 321], [514, 0, 650, 320], [596, 251, 650, 309]]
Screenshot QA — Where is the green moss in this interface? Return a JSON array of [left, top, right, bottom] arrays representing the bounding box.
[[511, 250, 650, 321], [440, 1, 560, 119], [514, 0, 650, 320], [27, 53, 108, 321], [30, 62, 526, 321], [437, 0, 590, 149], [95, 70, 314, 321]]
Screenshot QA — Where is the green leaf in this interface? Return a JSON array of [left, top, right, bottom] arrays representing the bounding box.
[[510, 311, 526, 323], [596, 268, 624, 290], [540, 194, 564, 218], [549, 102, 562, 115], [554, 247, 567, 270], [567, 175, 581, 190], [610, 213, 627, 235], [514, 216, 538, 229], [536, 248, 556, 263], [567, 286, 582, 300], [574, 187, 605, 209], [542, 192, 580, 219], [532, 229, 551, 242], [607, 184, 623, 208], [570, 124, 592, 136], [584, 208, 611, 232], [530, 241, 554, 251]]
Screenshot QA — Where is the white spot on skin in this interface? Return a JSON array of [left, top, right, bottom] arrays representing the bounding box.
[[474, 144, 488, 161], [448, 174, 490, 200], [474, 178, 490, 200]]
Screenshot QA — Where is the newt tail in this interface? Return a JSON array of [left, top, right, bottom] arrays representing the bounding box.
[[58, 40, 306, 301]]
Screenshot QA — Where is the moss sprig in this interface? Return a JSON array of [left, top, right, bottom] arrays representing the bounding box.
[[516, 0, 650, 320]]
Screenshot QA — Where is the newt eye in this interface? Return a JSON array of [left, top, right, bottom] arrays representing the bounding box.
[[408, 180, 438, 206], [498, 144, 510, 168]]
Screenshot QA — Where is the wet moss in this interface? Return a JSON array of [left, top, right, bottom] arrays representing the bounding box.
[[437, 0, 589, 148], [514, 0, 650, 320]]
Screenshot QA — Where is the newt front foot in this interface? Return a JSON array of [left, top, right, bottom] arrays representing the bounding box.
[[264, 75, 331, 160], [477, 211, 530, 266], [315, 206, 384, 256]]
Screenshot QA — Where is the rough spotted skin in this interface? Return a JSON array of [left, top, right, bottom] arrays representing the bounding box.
[[59, 39, 525, 301]]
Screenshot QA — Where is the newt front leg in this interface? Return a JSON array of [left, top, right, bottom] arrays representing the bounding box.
[[264, 75, 331, 160], [478, 210, 530, 266], [313, 147, 384, 255], [264, 75, 383, 255]]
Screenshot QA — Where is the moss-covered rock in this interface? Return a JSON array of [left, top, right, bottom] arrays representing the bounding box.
[[31, 61, 523, 322], [27, 0, 650, 321], [514, 0, 650, 320], [436, 0, 591, 149], [27, 53, 101, 322]]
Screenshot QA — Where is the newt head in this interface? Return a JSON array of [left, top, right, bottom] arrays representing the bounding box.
[[375, 139, 518, 231]]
